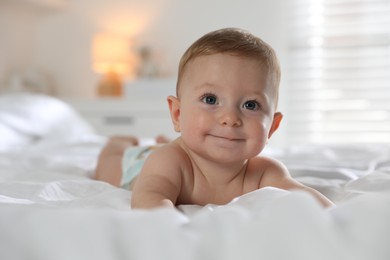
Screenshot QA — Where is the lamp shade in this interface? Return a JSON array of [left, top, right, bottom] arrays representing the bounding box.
[[92, 33, 132, 75]]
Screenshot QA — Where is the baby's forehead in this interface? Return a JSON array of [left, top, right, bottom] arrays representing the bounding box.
[[184, 53, 269, 77], [185, 54, 270, 80], [190, 52, 265, 66], [177, 53, 277, 98]]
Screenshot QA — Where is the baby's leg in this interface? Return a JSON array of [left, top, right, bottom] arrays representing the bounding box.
[[94, 136, 139, 187]]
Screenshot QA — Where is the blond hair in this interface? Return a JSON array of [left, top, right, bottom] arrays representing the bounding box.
[[176, 28, 281, 106]]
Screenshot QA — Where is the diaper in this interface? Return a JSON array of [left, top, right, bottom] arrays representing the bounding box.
[[121, 145, 159, 189]]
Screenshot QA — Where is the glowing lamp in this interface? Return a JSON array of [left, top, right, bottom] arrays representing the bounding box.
[[92, 33, 132, 96]]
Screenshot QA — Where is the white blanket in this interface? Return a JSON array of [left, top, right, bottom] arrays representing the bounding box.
[[0, 93, 389, 260]]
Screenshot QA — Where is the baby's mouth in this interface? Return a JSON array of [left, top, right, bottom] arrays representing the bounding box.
[[209, 134, 244, 142]]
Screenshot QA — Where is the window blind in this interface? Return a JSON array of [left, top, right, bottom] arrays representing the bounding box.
[[288, 0, 390, 144]]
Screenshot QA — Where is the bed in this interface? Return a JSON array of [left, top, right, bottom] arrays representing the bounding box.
[[1, 93, 389, 260]]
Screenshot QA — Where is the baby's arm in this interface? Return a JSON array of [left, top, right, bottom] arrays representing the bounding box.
[[258, 157, 334, 208], [131, 145, 183, 209]]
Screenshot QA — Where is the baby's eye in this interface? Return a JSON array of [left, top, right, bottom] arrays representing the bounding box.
[[243, 100, 260, 111], [201, 94, 217, 105]]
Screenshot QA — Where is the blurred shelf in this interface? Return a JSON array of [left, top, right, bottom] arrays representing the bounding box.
[[62, 96, 177, 138]]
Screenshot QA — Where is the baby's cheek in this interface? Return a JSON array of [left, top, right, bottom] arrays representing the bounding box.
[[187, 113, 209, 130], [251, 126, 269, 151], [180, 118, 199, 139]]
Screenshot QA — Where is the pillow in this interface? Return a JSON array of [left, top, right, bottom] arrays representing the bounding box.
[[0, 93, 95, 149]]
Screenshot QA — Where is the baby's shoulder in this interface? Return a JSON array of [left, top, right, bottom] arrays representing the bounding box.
[[248, 155, 285, 169], [148, 140, 189, 165], [247, 155, 289, 178], [248, 156, 291, 188]]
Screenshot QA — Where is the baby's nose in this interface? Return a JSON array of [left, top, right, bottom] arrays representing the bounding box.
[[218, 108, 242, 127]]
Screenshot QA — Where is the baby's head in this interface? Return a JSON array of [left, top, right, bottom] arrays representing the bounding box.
[[176, 28, 281, 107]]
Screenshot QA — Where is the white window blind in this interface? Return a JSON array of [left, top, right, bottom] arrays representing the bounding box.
[[288, 0, 390, 144]]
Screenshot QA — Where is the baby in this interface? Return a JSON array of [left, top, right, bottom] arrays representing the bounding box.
[[95, 28, 334, 209]]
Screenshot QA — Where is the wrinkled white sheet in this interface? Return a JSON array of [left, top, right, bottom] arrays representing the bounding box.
[[0, 94, 390, 260]]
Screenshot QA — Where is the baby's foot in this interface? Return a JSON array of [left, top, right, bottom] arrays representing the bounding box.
[[155, 135, 170, 144], [110, 136, 139, 146]]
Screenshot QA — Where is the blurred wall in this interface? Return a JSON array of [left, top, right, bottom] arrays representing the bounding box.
[[0, 0, 288, 97], [0, 1, 42, 84]]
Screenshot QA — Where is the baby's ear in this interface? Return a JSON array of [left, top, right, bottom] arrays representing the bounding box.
[[268, 112, 283, 139], [167, 96, 181, 132]]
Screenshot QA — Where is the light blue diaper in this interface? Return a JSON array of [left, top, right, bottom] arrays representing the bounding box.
[[121, 145, 159, 189]]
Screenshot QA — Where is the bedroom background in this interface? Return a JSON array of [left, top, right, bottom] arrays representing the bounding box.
[[0, 0, 389, 147], [1, 2, 390, 259]]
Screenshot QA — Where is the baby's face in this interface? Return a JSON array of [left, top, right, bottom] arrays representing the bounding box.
[[176, 53, 278, 163]]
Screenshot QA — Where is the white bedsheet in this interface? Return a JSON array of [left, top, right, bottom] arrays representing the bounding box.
[[0, 93, 390, 260]]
